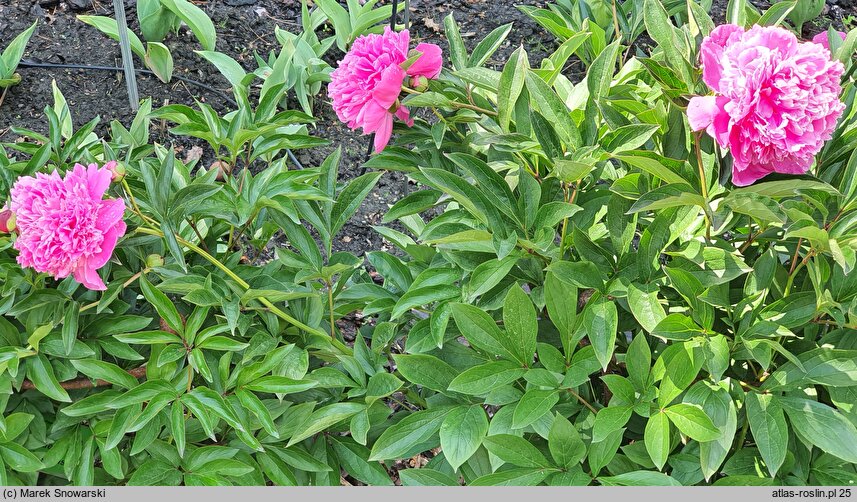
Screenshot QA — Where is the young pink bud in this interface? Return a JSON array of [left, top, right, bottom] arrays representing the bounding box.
[[106, 161, 126, 182], [0, 206, 15, 233], [410, 75, 429, 92]]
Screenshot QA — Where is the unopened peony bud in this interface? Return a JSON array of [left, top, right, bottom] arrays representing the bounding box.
[[0, 207, 15, 233], [145, 254, 165, 268], [106, 161, 126, 182], [411, 75, 429, 92]]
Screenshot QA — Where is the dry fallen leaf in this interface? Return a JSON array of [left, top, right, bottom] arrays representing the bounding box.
[[183, 145, 203, 165], [423, 17, 441, 32]]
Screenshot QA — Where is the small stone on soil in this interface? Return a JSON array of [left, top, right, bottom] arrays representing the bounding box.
[[66, 0, 90, 11]]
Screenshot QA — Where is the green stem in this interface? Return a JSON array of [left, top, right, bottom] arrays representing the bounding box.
[[186, 364, 193, 393], [566, 387, 598, 414], [694, 133, 712, 243], [401, 86, 498, 116], [326, 279, 337, 341], [135, 226, 328, 339], [783, 243, 815, 298], [121, 178, 155, 228], [430, 107, 466, 141], [79, 270, 145, 314], [734, 415, 749, 454], [559, 183, 578, 259]]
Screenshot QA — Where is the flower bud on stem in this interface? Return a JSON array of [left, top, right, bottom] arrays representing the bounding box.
[[0, 207, 15, 234]]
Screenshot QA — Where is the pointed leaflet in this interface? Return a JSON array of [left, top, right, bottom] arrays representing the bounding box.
[[685, 382, 737, 481], [329, 437, 392, 486], [626, 334, 652, 392], [780, 397, 857, 464], [498, 46, 529, 132], [440, 405, 489, 471], [664, 403, 720, 442], [581, 297, 618, 371], [586, 40, 621, 102], [140, 275, 183, 336], [746, 393, 787, 477], [27, 355, 70, 402], [392, 354, 458, 394], [592, 406, 633, 443], [482, 434, 552, 468], [448, 361, 526, 395], [627, 282, 666, 333], [512, 389, 559, 429], [525, 70, 581, 148], [450, 303, 518, 361], [330, 171, 382, 237], [503, 285, 538, 366], [644, 411, 671, 471], [548, 414, 586, 467], [159, 0, 216, 50], [447, 153, 522, 227], [370, 407, 452, 461]]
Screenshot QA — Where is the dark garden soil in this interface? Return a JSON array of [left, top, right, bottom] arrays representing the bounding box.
[[0, 0, 854, 256]]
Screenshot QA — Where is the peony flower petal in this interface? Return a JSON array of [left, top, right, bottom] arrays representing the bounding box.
[[91, 220, 127, 269], [359, 100, 391, 135], [700, 24, 744, 91], [84, 163, 112, 200], [96, 198, 126, 230], [73, 258, 107, 291], [407, 43, 443, 79], [732, 161, 773, 187], [395, 106, 414, 127], [812, 30, 847, 51], [373, 65, 407, 109], [687, 96, 720, 131], [373, 113, 395, 153]]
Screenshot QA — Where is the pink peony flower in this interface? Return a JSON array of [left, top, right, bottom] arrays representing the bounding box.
[[812, 30, 847, 51], [329, 27, 443, 153], [9, 163, 127, 290], [687, 24, 845, 186]]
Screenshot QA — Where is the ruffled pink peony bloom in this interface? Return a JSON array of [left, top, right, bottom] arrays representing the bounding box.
[[10, 162, 127, 290], [687, 24, 845, 186], [812, 30, 847, 50], [329, 27, 443, 153]]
